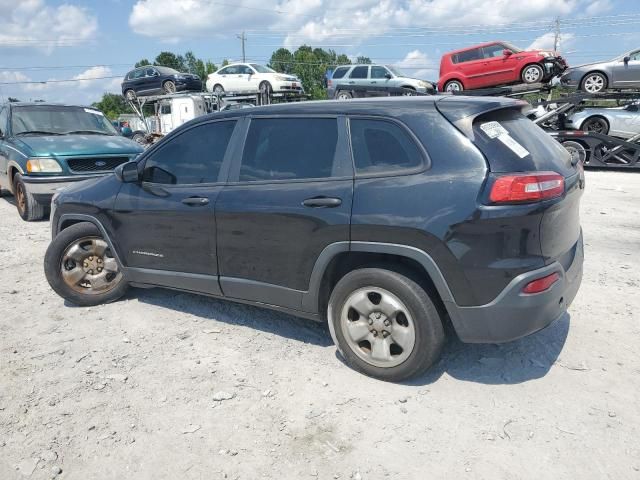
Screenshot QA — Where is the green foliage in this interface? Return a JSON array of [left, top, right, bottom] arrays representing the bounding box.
[[7, 97, 20, 102], [269, 46, 353, 99], [135, 59, 151, 68], [356, 56, 372, 64], [154, 51, 186, 71], [92, 93, 132, 120]]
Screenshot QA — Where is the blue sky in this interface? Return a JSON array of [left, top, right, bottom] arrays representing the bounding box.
[[1, 0, 639, 104]]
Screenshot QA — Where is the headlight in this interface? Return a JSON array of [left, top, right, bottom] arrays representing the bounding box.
[[26, 158, 62, 173], [541, 52, 552, 58], [275, 75, 290, 81], [418, 81, 429, 87]]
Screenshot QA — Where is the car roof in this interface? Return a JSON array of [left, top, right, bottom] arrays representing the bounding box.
[[445, 41, 505, 55], [191, 95, 523, 123], [5, 102, 95, 109]]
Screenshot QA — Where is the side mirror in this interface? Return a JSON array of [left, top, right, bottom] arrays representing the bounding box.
[[624, 56, 631, 64], [384, 72, 392, 79], [115, 161, 140, 183], [121, 126, 133, 137], [503, 49, 513, 57], [626, 104, 638, 112]]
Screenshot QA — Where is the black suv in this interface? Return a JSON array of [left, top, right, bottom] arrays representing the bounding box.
[[121, 66, 203, 100], [44, 97, 584, 381]]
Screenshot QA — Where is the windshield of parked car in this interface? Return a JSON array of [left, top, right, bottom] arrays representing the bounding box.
[[501, 42, 523, 53], [250, 64, 276, 74], [11, 106, 119, 136], [386, 66, 405, 77], [155, 66, 180, 75]]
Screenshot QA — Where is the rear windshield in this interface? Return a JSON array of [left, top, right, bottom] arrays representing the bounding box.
[[471, 109, 574, 175], [11, 106, 118, 136]]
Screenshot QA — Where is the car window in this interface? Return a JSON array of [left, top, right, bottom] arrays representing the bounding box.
[[350, 66, 369, 79], [332, 67, 350, 79], [482, 44, 505, 58], [240, 118, 339, 181], [371, 66, 390, 79], [239, 65, 254, 74], [220, 66, 238, 75], [0, 107, 8, 135], [454, 48, 482, 63], [350, 119, 423, 175], [142, 121, 236, 184], [145, 68, 157, 77], [126, 71, 134, 80], [630, 51, 640, 61]]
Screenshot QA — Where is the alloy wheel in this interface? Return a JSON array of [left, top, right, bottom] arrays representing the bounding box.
[[523, 66, 542, 83], [445, 81, 462, 92], [583, 74, 605, 93], [60, 236, 122, 295], [340, 287, 416, 368]]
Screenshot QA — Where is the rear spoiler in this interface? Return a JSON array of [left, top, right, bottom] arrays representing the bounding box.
[[435, 96, 528, 138]]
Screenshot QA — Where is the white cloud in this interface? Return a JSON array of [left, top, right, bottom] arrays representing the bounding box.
[[527, 32, 576, 52], [394, 50, 438, 80], [0, 0, 97, 51], [0, 67, 122, 104]]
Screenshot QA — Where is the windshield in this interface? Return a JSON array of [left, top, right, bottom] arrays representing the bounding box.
[[11, 106, 118, 136], [387, 66, 405, 77], [502, 42, 523, 53], [250, 64, 276, 74], [155, 66, 180, 75]]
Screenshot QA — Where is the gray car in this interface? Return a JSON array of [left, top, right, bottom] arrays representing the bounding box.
[[560, 49, 640, 93], [327, 64, 434, 99], [566, 103, 640, 138]]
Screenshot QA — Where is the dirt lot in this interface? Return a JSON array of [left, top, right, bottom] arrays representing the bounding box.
[[0, 170, 639, 480]]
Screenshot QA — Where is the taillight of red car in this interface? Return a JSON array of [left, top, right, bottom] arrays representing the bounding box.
[[488, 171, 565, 204]]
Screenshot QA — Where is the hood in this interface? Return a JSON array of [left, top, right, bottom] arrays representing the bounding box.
[[13, 134, 144, 158], [567, 60, 610, 71]]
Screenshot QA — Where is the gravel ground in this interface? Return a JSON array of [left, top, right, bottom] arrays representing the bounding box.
[[0, 170, 639, 480]]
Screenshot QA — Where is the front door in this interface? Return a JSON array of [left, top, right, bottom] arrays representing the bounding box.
[[216, 116, 353, 311], [611, 51, 640, 87], [347, 65, 370, 90], [110, 119, 238, 293], [480, 44, 519, 85]]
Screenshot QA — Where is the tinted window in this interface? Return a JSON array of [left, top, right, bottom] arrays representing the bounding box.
[[133, 69, 145, 79], [350, 119, 423, 174], [630, 51, 640, 61], [0, 107, 8, 134], [143, 121, 236, 184], [237, 65, 253, 74], [332, 67, 349, 79], [240, 118, 339, 181], [483, 44, 505, 58], [145, 68, 157, 77], [219, 66, 237, 75], [371, 66, 389, 79], [350, 66, 369, 79], [454, 48, 482, 63]]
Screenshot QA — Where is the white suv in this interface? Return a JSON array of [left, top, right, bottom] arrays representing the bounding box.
[[206, 63, 304, 95]]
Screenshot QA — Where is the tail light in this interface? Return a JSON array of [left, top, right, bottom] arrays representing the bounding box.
[[522, 272, 560, 294], [489, 171, 564, 204], [327, 79, 332, 87]]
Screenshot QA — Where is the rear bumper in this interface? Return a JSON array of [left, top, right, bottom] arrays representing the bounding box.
[[20, 174, 105, 201], [449, 232, 583, 343]]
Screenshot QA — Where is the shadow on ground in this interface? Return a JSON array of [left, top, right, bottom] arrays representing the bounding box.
[[131, 286, 569, 385]]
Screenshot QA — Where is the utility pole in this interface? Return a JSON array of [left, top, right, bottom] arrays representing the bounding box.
[[237, 32, 246, 62], [553, 17, 561, 52]]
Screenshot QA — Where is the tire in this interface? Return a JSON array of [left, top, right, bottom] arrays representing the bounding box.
[[443, 80, 463, 92], [562, 140, 589, 165], [335, 91, 352, 100], [13, 173, 45, 221], [163, 80, 176, 94], [521, 64, 544, 84], [581, 116, 610, 135], [328, 268, 445, 382], [124, 89, 136, 101], [44, 222, 128, 307], [259, 81, 272, 95], [400, 86, 416, 96], [213, 84, 224, 94], [580, 72, 607, 93], [131, 132, 146, 145]]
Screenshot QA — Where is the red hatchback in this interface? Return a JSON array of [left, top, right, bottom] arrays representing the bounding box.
[[438, 41, 567, 92]]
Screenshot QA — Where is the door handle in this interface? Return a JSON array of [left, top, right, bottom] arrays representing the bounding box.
[[348, 81, 355, 84], [371, 81, 377, 84], [302, 196, 342, 208], [182, 196, 209, 206]]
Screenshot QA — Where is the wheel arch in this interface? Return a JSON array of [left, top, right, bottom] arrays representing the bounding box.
[[443, 78, 464, 89], [56, 214, 125, 268]]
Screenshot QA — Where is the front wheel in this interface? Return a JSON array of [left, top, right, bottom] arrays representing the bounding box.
[[562, 140, 589, 165], [581, 116, 609, 135], [259, 81, 272, 95], [335, 91, 352, 100], [13, 174, 46, 221], [521, 64, 544, 84], [44, 222, 128, 306], [163, 80, 176, 94], [581, 72, 607, 93], [328, 268, 445, 382]]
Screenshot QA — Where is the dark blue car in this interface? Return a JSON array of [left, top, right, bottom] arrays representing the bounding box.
[[121, 66, 203, 100]]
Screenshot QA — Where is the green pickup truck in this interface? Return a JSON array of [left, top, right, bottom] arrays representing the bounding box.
[[0, 102, 143, 221]]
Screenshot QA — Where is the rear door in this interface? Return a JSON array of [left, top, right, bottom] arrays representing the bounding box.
[[111, 119, 239, 293], [452, 48, 486, 88], [348, 66, 370, 89], [215, 115, 353, 310]]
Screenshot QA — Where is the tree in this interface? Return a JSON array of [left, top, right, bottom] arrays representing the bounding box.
[[8, 97, 20, 102], [92, 93, 132, 120], [269, 48, 294, 74], [356, 56, 372, 64], [135, 59, 151, 68], [184, 51, 217, 80], [154, 51, 186, 71]]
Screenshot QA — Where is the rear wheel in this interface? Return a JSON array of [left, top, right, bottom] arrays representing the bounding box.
[[581, 116, 609, 135], [44, 222, 128, 306], [336, 90, 352, 100], [213, 84, 224, 94], [328, 268, 445, 382], [562, 140, 589, 165], [522, 64, 544, 84], [444, 80, 463, 92], [163, 80, 176, 94], [13, 174, 45, 221], [581, 72, 607, 93], [124, 89, 136, 101], [259, 81, 272, 94]]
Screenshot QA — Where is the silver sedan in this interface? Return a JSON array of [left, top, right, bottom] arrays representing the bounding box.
[[566, 104, 640, 138], [560, 49, 640, 93]]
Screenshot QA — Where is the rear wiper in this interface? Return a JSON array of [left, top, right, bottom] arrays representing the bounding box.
[[14, 130, 62, 136], [63, 130, 113, 135]]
